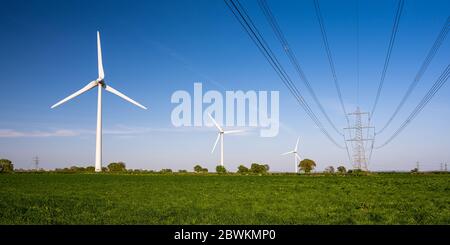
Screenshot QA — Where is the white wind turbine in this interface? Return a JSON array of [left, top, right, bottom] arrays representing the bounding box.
[[281, 137, 301, 173], [51, 31, 147, 172], [208, 113, 244, 167]]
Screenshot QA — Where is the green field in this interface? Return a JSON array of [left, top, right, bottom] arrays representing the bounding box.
[[0, 173, 449, 224]]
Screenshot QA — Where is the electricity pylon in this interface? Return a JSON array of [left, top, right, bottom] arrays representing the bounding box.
[[344, 107, 374, 170], [33, 156, 39, 170]]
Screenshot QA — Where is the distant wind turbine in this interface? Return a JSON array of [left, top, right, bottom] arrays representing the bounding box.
[[281, 137, 301, 173], [51, 31, 147, 172], [209, 113, 244, 167]]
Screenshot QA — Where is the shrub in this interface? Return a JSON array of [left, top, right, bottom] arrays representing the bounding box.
[[178, 170, 188, 173], [250, 163, 268, 174], [324, 166, 335, 174], [216, 165, 227, 174], [107, 162, 126, 172], [337, 166, 346, 174], [348, 169, 369, 176], [194, 165, 203, 173], [0, 159, 14, 173], [160, 169, 173, 174], [237, 165, 249, 174]]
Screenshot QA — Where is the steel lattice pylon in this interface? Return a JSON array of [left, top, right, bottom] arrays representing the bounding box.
[[344, 107, 374, 170]]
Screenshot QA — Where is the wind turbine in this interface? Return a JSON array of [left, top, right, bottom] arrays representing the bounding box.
[[51, 31, 147, 172], [281, 137, 301, 173], [208, 113, 243, 167]]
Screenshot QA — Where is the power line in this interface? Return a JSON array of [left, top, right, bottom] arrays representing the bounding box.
[[226, 0, 344, 148], [258, 0, 345, 136], [376, 63, 450, 148], [312, 0, 354, 163], [377, 16, 450, 134], [356, 0, 360, 105], [224, 0, 344, 148], [313, 0, 350, 125], [370, 0, 405, 118]]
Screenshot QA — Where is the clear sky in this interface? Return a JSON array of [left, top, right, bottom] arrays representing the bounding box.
[[0, 0, 449, 172]]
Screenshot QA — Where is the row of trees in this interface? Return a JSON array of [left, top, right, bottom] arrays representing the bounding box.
[[324, 165, 347, 174], [0, 157, 342, 175], [194, 165, 209, 173], [237, 163, 270, 174], [299, 159, 347, 174], [41, 162, 126, 173], [192, 163, 270, 175], [0, 158, 366, 175]]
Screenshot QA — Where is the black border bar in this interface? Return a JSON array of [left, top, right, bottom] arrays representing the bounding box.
[[0, 225, 448, 243]]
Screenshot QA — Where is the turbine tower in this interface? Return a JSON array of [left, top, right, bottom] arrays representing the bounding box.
[[51, 31, 147, 172], [208, 113, 243, 167], [281, 137, 301, 173]]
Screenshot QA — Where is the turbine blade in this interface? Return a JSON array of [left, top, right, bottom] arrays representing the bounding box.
[[208, 113, 223, 132], [211, 133, 220, 153], [105, 85, 147, 110], [281, 151, 294, 156], [51, 81, 97, 109], [224, 129, 245, 134], [97, 31, 104, 80], [295, 137, 300, 151]]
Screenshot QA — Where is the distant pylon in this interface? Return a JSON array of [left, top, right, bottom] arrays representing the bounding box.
[[416, 161, 420, 172], [33, 156, 39, 170], [344, 107, 374, 171]]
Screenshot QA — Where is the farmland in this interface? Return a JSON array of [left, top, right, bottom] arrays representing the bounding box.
[[0, 173, 449, 224]]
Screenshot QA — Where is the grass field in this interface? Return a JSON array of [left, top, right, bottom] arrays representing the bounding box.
[[0, 173, 449, 224]]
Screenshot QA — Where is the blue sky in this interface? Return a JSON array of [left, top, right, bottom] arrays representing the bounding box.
[[0, 0, 449, 172]]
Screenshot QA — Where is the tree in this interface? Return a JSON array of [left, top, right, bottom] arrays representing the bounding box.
[[250, 163, 268, 174], [194, 165, 203, 173], [216, 165, 227, 174], [202, 168, 208, 173], [324, 166, 335, 174], [410, 168, 419, 174], [107, 162, 126, 172], [160, 168, 172, 173], [337, 166, 346, 174], [264, 164, 270, 172], [0, 159, 14, 173], [237, 165, 249, 174], [178, 169, 188, 173], [349, 169, 367, 176], [86, 166, 95, 172], [299, 159, 316, 173]]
